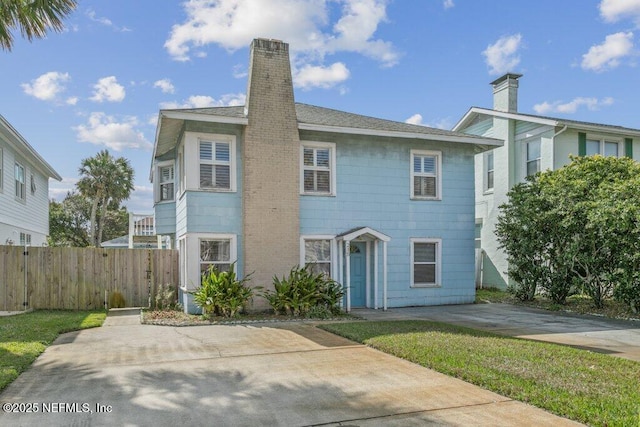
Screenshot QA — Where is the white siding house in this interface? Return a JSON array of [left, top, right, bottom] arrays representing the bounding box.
[[454, 74, 640, 289], [0, 115, 62, 246]]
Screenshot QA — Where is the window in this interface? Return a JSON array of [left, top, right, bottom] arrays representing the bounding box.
[[411, 238, 441, 286], [200, 238, 232, 276], [19, 232, 31, 246], [199, 140, 231, 190], [303, 239, 332, 276], [301, 142, 335, 195], [486, 151, 494, 190], [158, 164, 175, 201], [586, 138, 619, 157], [526, 140, 541, 177], [15, 163, 25, 200], [411, 150, 441, 199], [178, 146, 185, 194]]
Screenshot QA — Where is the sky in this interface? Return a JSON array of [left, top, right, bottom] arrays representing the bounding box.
[[1, 0, 639, 213]]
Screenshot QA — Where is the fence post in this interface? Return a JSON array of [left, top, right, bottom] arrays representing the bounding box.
[[22, 245, 28, 310]]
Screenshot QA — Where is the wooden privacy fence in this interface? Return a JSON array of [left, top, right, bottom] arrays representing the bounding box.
[[0, 246, 179, 311]]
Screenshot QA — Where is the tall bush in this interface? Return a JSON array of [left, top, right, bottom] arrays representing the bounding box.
[[496, 155, 640, 308]]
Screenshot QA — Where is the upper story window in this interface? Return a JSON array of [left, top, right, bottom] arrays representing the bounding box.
[[411, 150, 441, 200], [301, 142, 336, 196], [486, 151, 494, 190], [15, 162, 25, 201], [526, 140, 541, 177], [199, 140, 231, 190], [586, 138, 619, 157], [158, 164, 175, 202]]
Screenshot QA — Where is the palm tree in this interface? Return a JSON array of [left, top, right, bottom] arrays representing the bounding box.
[[77, 150, 134, 247], [1, 0, 77, 51]]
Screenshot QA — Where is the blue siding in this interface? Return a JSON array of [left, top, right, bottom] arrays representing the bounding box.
[[300, 137, 476, 307], [184, 191, 242, 233], [154, 202, 176, 235]]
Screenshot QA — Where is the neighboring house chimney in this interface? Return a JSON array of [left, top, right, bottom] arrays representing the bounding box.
[[242, 39, 300, 304], [491, 73, 522, 113]]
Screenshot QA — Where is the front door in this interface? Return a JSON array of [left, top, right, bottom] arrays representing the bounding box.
[[349, 242, 366, 307]]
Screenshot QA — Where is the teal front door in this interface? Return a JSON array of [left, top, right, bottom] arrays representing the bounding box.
[[349, 242, 366, 307]]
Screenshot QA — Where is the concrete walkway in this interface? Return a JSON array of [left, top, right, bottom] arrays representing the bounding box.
[[0, 308, 581, 426], [353, 303, 640, 362]]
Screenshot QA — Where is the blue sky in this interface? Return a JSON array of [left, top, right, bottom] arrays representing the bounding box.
[[1, 0, 639, 212]]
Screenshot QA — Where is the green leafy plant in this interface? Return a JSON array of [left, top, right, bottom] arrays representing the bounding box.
[[153, 283, 181, 311], [263, 265, 344, 317], [108, 291, 126, 308], [190, 263, 253, 318]]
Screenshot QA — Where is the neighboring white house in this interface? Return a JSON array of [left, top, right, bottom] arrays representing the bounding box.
[[0, 115, 62, 246], [454, 73, 640, 289]]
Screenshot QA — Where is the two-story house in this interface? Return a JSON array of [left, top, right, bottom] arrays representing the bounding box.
[[454, 73, 640, 289], [0, 115, 61, 247], [151, 38, 500, 313]]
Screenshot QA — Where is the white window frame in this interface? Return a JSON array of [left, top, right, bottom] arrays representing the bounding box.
[[14, 162, 25, 201], [410, 150, 442, 200], [410, 238, 442, 287], [196, 234, 238, 276], [198, 137, 235, 192], [485, 151, 494, 192], [178, 143, 185, 196], [525, 139, 541, 177], [586, 135, 621, 158], [156, 161, 175, 202], [300, 141, 337, 196], [300, 235, 336, 278], [19, 232, 31, 246]]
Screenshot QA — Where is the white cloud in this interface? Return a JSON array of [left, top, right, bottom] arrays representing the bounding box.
[[74, 112, 152, 151], [599, 0, 640, 25], [123, 185, 155, 213], [153, 79, 175, 94], [66, 97, 78, 105], [482, 34, 523, 75], [21, 71, 70, 101], [533, 97, 614, 114], [232, 64, 248, 78], [405, 114, 424, 125], [405, 114, 452, 129], [294, 62, 350, 89], [86, 9, 132, 32], [164, 0, 399, 69], [90, 76, 126, 103], [49, 177, 79, 201], [581, 32, 634, 72], [443, 0, 455, 9], [160, 93, 246, 109]]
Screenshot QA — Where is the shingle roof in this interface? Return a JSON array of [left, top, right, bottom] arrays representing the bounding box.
[[163, 103, 491, 140]]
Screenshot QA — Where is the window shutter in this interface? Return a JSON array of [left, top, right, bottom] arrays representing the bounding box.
[[578, 132, 586, 156], [625, 138, 633, 158]]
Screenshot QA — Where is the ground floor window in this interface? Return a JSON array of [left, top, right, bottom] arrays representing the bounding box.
[[19, 232, 31, 246], [200, 238, 231, 276], [302, 238, 332, 276], [411, 238, 441, 286]]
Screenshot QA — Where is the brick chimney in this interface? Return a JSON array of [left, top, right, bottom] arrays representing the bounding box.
[[242, 39, 300, 304], [490, 73, 522, 113]]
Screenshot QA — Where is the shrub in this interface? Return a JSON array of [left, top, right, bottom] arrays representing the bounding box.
[[263, 265, 344, 317], [108, 291, 126, 308], [190, 263, 253, 318], [153, 283, 180, 311]]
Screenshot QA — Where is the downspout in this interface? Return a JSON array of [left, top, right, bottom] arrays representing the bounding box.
[[552, 125, 568, 169]]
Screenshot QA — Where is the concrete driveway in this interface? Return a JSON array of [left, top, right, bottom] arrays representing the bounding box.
[[0, 309, 581, 427], [354, 303, 640, 362]]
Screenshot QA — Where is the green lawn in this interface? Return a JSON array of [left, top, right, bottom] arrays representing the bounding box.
[[0, 310, 106, 392], [320, 320, 640, 427]]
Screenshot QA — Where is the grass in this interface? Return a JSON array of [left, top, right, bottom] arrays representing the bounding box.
[[0, 310, 106, 392], [475, 287, 640, 321], [320, 320, 640, 427]]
